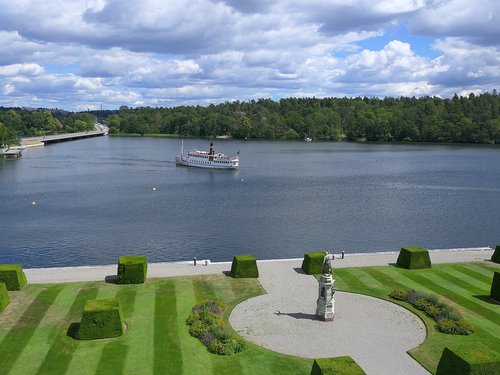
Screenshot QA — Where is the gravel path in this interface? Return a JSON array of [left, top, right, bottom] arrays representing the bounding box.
[[230, 260, 428, 375]]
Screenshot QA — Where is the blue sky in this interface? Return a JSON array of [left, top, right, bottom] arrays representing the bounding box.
[[0, 0, 498, 111]]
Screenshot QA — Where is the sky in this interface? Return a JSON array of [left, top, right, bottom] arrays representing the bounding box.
[[0, 0, 498, 111]]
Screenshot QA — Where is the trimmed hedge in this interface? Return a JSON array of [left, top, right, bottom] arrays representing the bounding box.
[[490, 271, 500, 302], [302, 251, 327, 275], [0, 283, 9, 313], [310, 357, 366, 375], [78, 298, 125, 340], [230, 254, 258, 278], [396, 246, 431, 269], [0, 264, 27, 291], [436, 346, 500, 375], [117, 255, 147, 284], [492, 245, 500, 264]]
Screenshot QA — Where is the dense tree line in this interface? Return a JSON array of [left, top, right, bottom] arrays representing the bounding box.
[[0, 108, 96, 145], [1, 92, 499, 145], [105, 92, 499, 144]]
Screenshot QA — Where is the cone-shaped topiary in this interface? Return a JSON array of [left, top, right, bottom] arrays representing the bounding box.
[[436, 346, 500, 375], [78, 298, 125, 340], [396, 247, 431, 269], [310, 357, 366, 375], [491, 245, 500, 264], [302, 251, 327, 275], [231, 254, 259, 278], [490, 272, 500, 303], [117, 255, 147, 284], [0, 264, 27, 291], [0, 283, 10, 313]]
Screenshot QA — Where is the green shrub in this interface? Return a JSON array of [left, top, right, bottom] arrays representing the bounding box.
[[230, 254, 258, 278], [389, 288, 473, 335], [301, 251, 327, 275], [388, 289, 408, 301], [186, 300, 246, 355], [396, 246, 431, 269], [415, 298, 432, 311], [491, 245, 500, 264], [310, 357, 366, 375], [78, 298, 125, 340], [490, 271, 500, 302], [0, 264, 27, 291], [117, 255, 147, 284], [0, 283, 10, 313], [436, 345, 500, 375], [437, 319, 475, 335]]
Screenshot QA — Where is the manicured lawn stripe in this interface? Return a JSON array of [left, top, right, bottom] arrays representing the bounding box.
[[333, 268, 379, 293], [433, 270, 488, 296], [342, 268, 385, 290], [115, 284, 138, 317], [0, 285, 64, 374], [64, 283, 121, 375], [399, 271, 499, 325], [444, 267, 492, 291], [93, 285, 137, 375], [122, 284, 155, 374], [9, 283, 81, 375], [363, 267, 419, 290], [154, 280, 182, 375], [95, 341, 129, 375], [461, 263, 499, 278], [193, 276, 217, 302], [420, 271, 500, 318], [449, 264, 494, 285], [36, 285, 99, 375], [180, 277, 215, 375]]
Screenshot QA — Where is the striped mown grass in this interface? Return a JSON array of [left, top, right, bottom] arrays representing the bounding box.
[[333, 262, 500, 374], [0, 274, 312, 375]]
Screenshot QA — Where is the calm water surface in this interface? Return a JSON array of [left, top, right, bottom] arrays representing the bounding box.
[[1, 137, 499, 268]]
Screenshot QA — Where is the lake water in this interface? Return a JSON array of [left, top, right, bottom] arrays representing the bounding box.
[[1, 137, 499, 268]]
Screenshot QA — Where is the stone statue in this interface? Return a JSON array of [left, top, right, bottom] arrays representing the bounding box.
[[321, 252, 333, 275], [316, 251, 335, 321]]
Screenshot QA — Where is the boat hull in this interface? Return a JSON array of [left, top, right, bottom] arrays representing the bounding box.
[[175, 156, 238, 169]]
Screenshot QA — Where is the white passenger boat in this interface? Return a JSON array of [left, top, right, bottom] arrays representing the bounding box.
[[175, 141, 239, 169]]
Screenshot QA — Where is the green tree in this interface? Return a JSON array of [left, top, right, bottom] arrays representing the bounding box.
[[0, 122, 19, 147]]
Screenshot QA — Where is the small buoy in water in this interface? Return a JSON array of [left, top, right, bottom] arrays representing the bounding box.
[[32, 201, 36, 206], [241, 179, 244, 182], [152, 187, 156, 191]]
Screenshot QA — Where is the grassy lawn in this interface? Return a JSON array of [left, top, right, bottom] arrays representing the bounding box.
[[333, 261, 500, 374], [0, 275, 311, 375], [1, 262, 499, 374]]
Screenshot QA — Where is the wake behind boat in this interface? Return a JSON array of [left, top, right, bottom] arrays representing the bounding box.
[[175, 141, 239, 169]]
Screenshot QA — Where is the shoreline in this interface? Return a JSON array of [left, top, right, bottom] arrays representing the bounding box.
[[24, 247, 494, 284]]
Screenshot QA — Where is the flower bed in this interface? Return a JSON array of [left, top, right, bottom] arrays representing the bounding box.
[[186, 300, 246, 355], [389, 289, 474, 335]]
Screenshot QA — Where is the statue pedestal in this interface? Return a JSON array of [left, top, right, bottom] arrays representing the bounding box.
[[316, 273, 335, 321]]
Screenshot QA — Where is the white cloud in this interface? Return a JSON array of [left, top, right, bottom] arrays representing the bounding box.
[[0, 63, 44, 76], [3, 83, 15, 95], [0, 0, 498, 109]]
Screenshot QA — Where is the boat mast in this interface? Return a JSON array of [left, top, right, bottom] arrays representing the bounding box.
[[181, 140, 184, 156]]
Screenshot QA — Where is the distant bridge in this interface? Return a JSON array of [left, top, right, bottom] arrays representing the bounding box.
[[21, 123, 108, 147]]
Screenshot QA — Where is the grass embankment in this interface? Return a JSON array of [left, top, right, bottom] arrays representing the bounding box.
[[333, 262, 500, 374], [0, 275, 311, 375]]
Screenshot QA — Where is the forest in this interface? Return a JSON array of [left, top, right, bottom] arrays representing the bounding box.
[[0, 109, 96, 146], [1, 91, 499, 146], [106, 92, 500, 144]]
